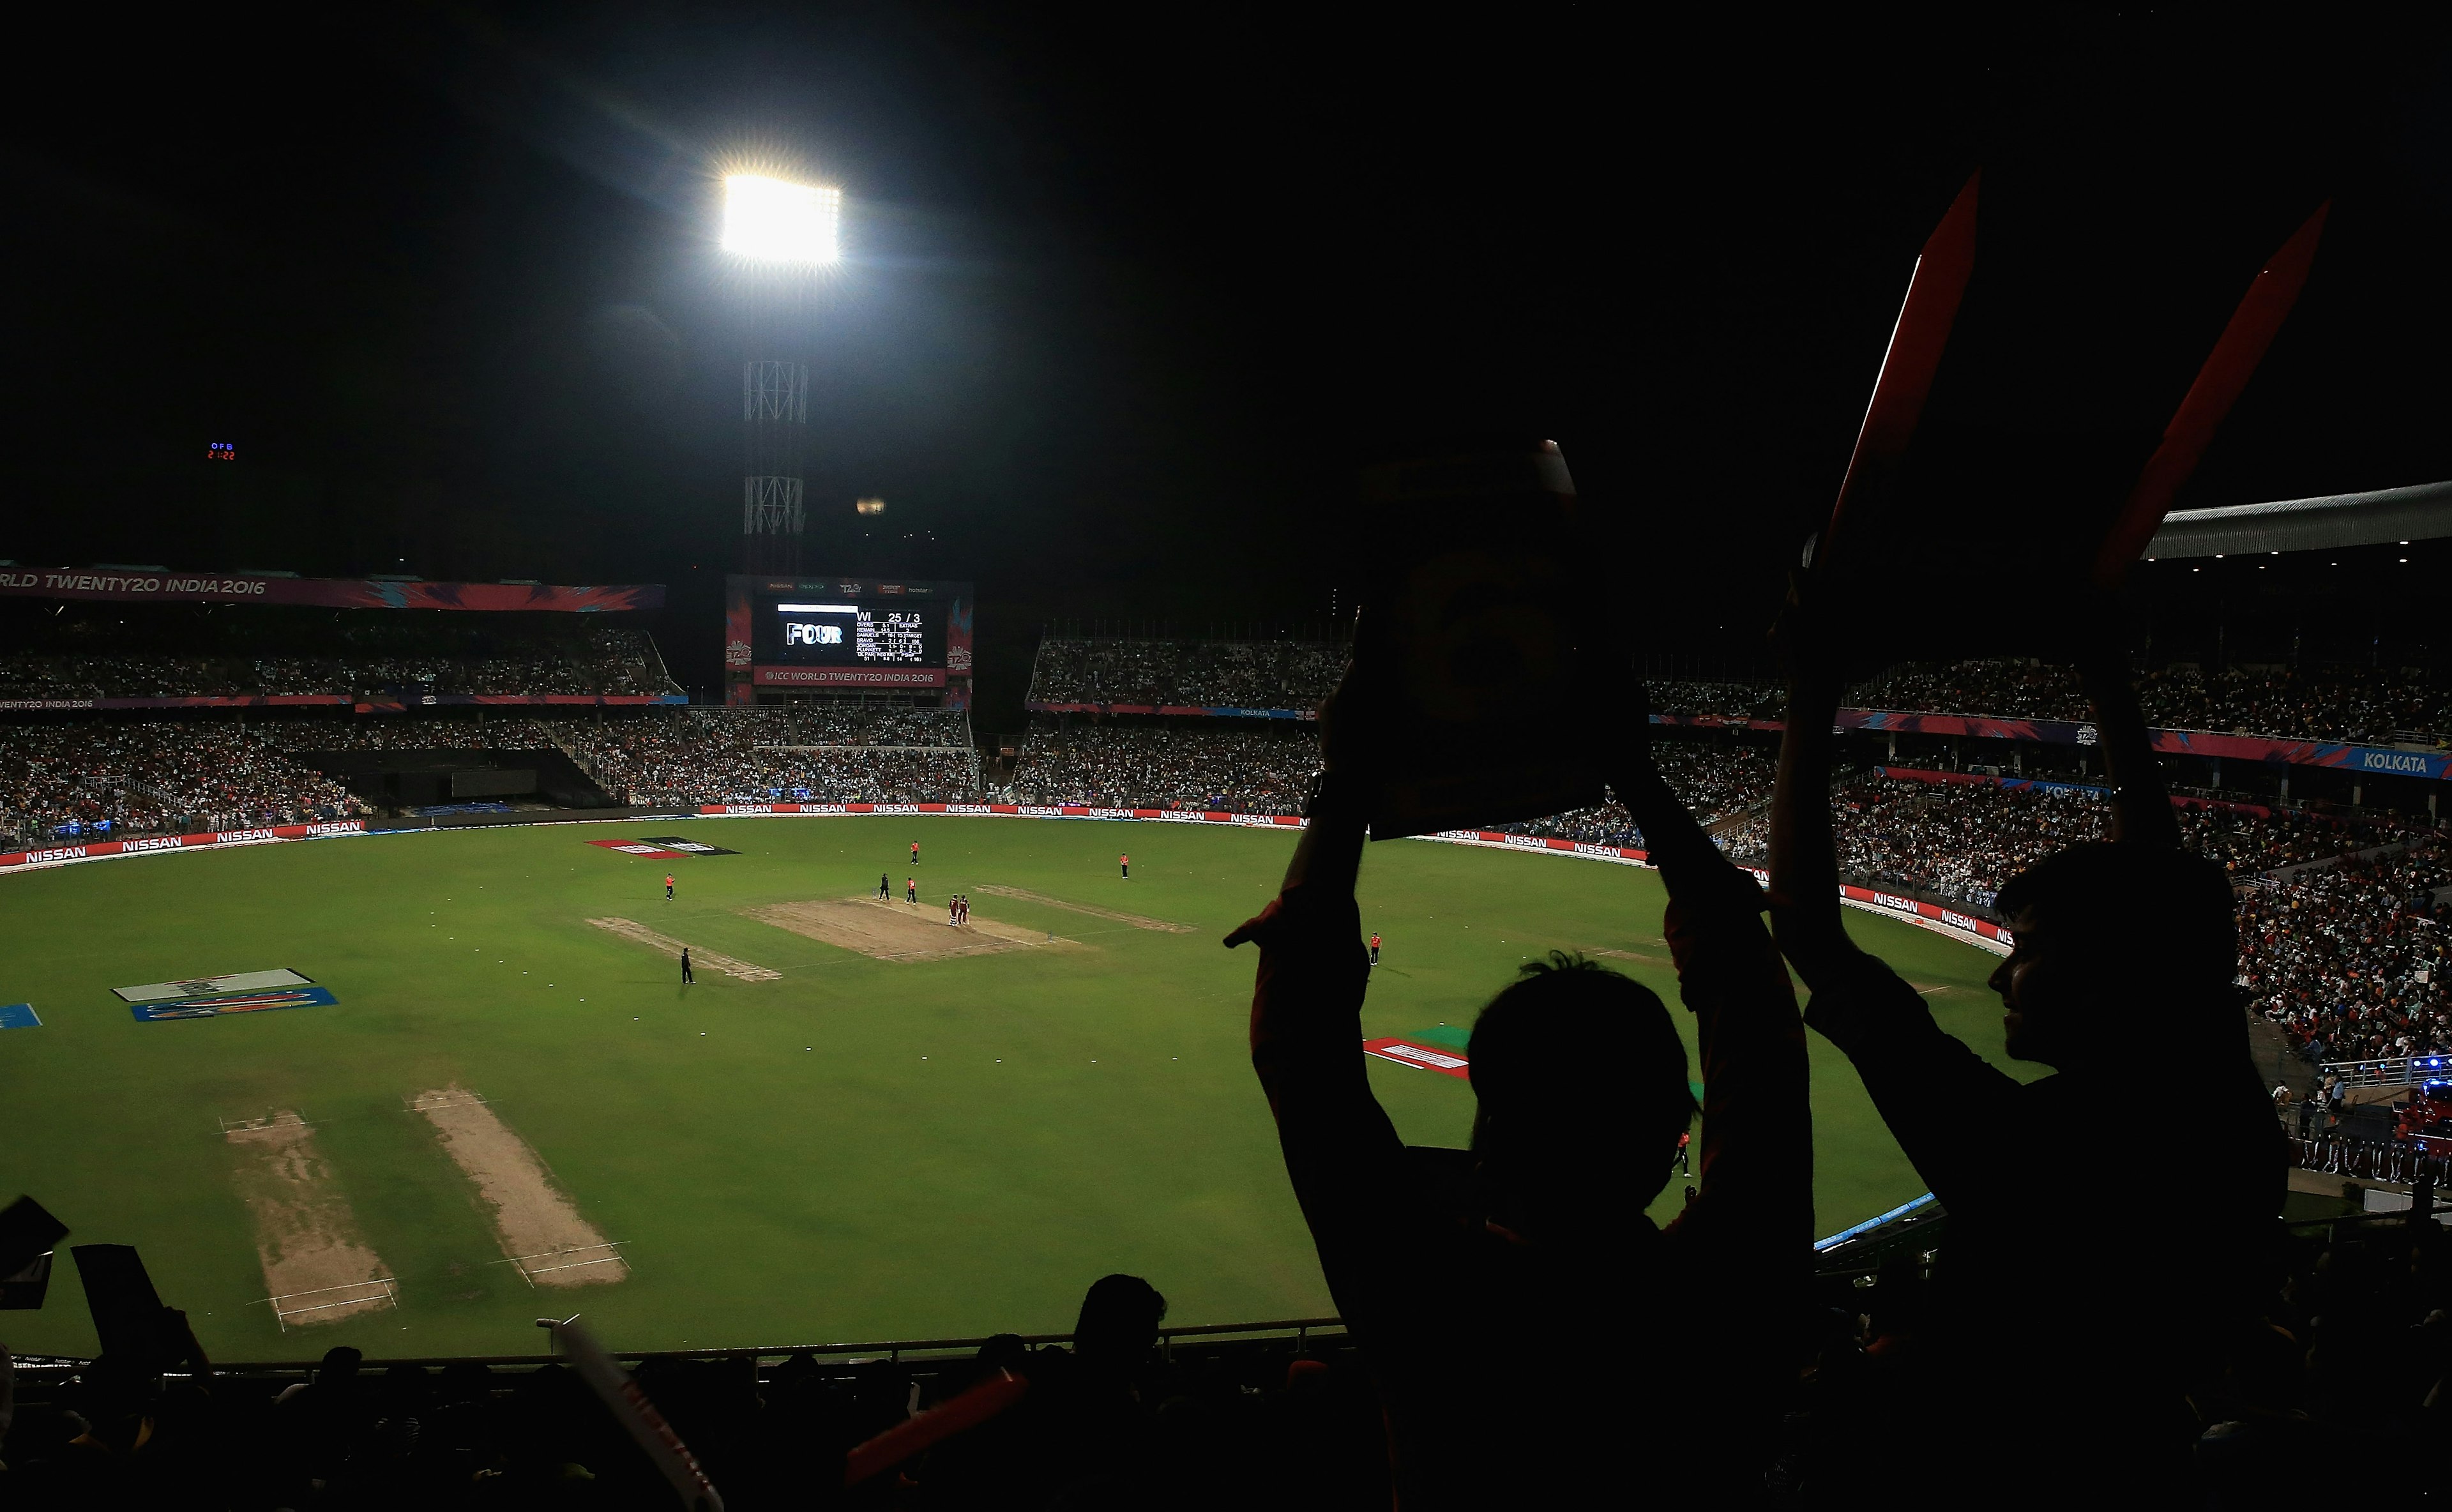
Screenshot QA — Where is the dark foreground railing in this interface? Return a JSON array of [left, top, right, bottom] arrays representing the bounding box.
[[10, 1315, 1349, 1379]]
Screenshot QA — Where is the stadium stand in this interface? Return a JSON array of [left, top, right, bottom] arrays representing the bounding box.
[[1025, 638, 1346, 712], [1492, 741, 1776, 848], [0, 624, 677, 700], [2243, 835, 2452, 1062], [554, 707, 981, 806], [1650, 678, 1784, 721], [0, 1300, 1389, 1507], [1654, 662, 2452, 746], [247, 718, 553, 753], [1001, 721, 1318, 812], [0, 720, 368, 849], [1713, 771, 2409, 912]]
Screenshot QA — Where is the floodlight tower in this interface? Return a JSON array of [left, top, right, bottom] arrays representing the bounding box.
[[722, 174, 841, 575]]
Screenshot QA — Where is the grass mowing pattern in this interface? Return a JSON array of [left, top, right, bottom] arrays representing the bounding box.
[[0, 817, 2034, 1359]]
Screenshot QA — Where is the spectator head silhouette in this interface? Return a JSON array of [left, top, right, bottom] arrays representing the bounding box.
[[1466, 951, 1697, 1233], [1989, 842, 2240, 1065], [1072, 1274, 1167, 1374]]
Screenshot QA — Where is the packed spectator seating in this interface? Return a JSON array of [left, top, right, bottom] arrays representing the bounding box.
[[0, 1283, 1392, 1508], [1856, 661, 2452, 745], [1494, 742, 1777, 848], [662, 704, 972, 748], [1647, 662, 2452, 745], [1789, 1198, 2452, 1500], [1026, 638, 1347, 711], [10, 1205, 2449, 1503], [0, 626, 676, 700], [1714, 774, 2407, 912], [246, 717, 553, 753], [1648, 679, 1783, 721], [0, 720, 368, 849], [554, 708, 981, 806], [1003, 720, 1318, 812], [2242, 835, 2452, 1062]]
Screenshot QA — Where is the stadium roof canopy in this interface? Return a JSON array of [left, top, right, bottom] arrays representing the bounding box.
[[2144, 479, 2452, 559]]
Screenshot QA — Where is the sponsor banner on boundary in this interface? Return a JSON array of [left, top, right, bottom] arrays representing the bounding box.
[[0, 819, 367, 875], [130, 985, 337, 1022], [116, 969, 315, 1004], [691, 802, 1306, 828], [1411, 829, 1653, 866], [1726, 863, 2010, 955], [0, 802, 2011, 958], [1362, 1038, 1472, 1078]]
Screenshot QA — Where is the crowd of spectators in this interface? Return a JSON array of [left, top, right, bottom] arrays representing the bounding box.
[[1646, 662, 2452, 746], [553, 709, 982, 807], [1713, 775, 2408, 912], [1789, 1200, 2452, 1501], [1494, 742, 1778, 848], [2242, 836, 2452, 1063], [1003, 721, 1319, 813], [1648, 679, 1783, 721], [0, 720, 367, 849], [0, 628, 675, 700], [674, 704, 973, 748], [1026, 639, 1347, 711], [246, 718, 554, 753], [0, 1276, 1394, 1508]]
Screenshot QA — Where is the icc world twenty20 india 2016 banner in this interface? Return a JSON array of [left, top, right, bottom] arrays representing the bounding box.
[[0, 570, 663, 612]]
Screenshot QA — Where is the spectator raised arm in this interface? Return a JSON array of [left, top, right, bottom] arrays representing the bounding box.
[[1768, 594, 2285, 1501], [1227, 665, 1810, 1502]]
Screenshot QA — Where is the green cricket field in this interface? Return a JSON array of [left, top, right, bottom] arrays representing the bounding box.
[[0, 816, 2032, 1360]]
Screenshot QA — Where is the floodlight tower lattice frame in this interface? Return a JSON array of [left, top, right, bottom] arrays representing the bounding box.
[[744, 358, 809, 573]]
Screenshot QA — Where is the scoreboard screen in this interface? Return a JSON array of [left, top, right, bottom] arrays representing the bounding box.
[[764, 599, 944, 667], [729, 577, 972, 695]]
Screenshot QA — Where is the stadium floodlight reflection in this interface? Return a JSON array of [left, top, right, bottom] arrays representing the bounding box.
[[722, 175, 841, 264]]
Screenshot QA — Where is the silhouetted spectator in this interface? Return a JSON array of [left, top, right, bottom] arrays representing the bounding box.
[[1229, 674, 1811, 1502], [1768, 626, 2285, 1501]]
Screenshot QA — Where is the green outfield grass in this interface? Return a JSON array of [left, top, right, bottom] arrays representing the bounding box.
[[0, 816, 2034, 1361]]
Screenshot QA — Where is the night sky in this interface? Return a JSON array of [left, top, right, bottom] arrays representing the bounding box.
[[9, 9, 2451, 723]]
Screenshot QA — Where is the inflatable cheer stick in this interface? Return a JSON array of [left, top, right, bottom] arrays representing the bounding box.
[[1813, 171, 1980, 568], [842, 1368, 1030, 1487], [539, 1314, 724, 1511], [2090, 202, 2330, 590]]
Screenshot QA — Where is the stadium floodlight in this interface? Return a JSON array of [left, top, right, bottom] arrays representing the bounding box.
[[723, 175, 841, 263]]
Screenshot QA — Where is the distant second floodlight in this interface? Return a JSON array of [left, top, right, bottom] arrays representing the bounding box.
[[723, 176, 841, 264]]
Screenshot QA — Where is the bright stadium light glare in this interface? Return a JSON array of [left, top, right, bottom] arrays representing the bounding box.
[[723, 175, 841, 263]]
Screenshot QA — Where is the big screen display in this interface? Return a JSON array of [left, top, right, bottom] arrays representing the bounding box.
[[764, 598, 944, 667], [727, 577, 972, 694]]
